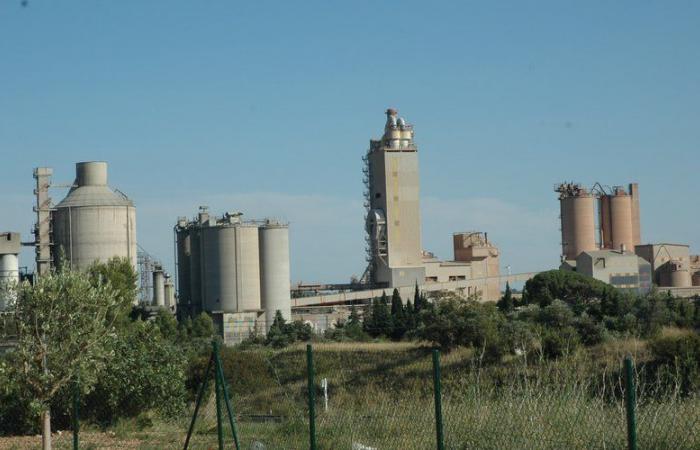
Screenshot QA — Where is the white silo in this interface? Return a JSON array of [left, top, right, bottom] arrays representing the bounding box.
[[0, 232, 21, 311], [259, 221, 291, 328], [52, 162, 137, 270]]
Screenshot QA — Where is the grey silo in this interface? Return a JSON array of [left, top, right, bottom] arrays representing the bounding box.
[[175, 220, 192, 310], [152, 267, 165, 307], [52, 162, 137, 270], [259, 221, 292, 327], [200, 217, 261, 313]]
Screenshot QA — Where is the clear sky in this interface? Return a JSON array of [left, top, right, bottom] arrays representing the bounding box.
[[1, 1, 698, 283]]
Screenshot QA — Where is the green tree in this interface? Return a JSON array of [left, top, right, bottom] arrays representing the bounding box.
[[266, 310, 289, 348], [191, 312, 215, 338], [153, 309, 179, 341], [84, 321, 187, 423], [364, 292, 391, 337], [497, 282, 514, 312], [9, 267, 121, 449], [390, 288, 407, 340], [86, 257, 138, 325]]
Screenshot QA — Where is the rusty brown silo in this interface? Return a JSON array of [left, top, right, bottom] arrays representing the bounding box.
[[609, 188, 634, 252], [556, 183, 596, 260]]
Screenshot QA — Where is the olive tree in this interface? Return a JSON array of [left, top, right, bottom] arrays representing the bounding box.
[[9, 268, 121, 450]]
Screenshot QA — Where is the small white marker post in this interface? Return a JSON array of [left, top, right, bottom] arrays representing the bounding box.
[[321, 378, 328, 412]]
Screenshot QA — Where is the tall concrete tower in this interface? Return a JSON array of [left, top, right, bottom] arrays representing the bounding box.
[[364, 108, 425, 287]]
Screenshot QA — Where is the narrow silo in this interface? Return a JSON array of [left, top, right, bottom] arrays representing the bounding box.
[[609, 189, 634, 252], [52, 162, 136, 269], [200, 218, 261, 313], [259, 221, 292, 328], [164, 276, 175, 309], [175, 219, 191, 308], [152, 266, 165, 307]]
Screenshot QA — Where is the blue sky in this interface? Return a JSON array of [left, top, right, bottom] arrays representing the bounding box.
[[1, 1, 698, 283]]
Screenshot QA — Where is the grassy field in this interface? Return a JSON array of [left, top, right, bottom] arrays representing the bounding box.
[[2, 340, 698, 449]]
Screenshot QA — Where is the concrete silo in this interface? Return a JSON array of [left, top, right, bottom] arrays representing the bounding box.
[[52, 162, 136, 270], [200, 215, 261, 313], [152, 266, 165, 307], [174, 218, 192, 310], [556, 183, 596, 260], [0, 232, 21, 310], [164, 275, 175, 309], [259, 221, 292, 328]]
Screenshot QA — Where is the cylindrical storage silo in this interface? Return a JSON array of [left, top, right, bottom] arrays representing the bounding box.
[[164, 279, 175, 309], [152, 268, 165, 307], [175, 224, 191, 307], [660, 261, 692, 288], [559, 197, 572, 259], [610, 193, 634, 253], [52, 162, 137, 270], [188, 228, 203, 313], [259, 222, 292, 329], [561, 195, 596, 260], [599, 196, 613, 249], [0, 253, 19, 310], [200, 223, 261, 313]]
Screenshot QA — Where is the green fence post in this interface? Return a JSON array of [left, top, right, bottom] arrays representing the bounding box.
[[432, 349, 445, 450], [624, 355, 638, 450], [184, 355, 213, 450], [214, 340, 241, 450], [306, 344, 317, 450], [72, 376, 79, 450], [214, 341, 224, 450]]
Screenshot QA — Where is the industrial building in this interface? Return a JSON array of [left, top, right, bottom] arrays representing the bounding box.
[[360, 109, 501, 300], [556, 182, 700, 294], [575, 249, 651, 294], [175, 209, 292, 343]]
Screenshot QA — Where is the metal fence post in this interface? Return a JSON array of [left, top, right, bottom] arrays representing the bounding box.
[[306, 344, 318, 450], [432, 349, 445, 450], [624, 355, 638, 450], [214, 341, 224, 450], [184, 355, 213, 450], [72, 377, 79, 450], [214, 340, 241, 450]]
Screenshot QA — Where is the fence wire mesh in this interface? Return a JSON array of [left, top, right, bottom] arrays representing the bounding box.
[[216, 342, 699, 450]]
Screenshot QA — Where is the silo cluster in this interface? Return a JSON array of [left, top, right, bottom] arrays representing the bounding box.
[[556, 182, 642, 261], [52, 162, 137, 270], [175, 208, 291, 328]]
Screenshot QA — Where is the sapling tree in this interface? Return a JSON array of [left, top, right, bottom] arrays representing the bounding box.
[[8, 267, 120, 450]]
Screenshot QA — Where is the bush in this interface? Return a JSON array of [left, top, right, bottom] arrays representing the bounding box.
[[648, 328, 700, 394], [84, 321, 188, 424], [542, 326, 580, 359]]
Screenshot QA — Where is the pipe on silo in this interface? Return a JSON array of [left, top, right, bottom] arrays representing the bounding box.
[[259, 223, 292, 329]]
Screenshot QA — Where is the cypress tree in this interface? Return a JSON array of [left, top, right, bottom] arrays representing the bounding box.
[[390, 288, 407, 340], [497, 282, 514, 312]]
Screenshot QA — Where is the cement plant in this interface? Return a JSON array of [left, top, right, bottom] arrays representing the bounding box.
[[1, 109, 699, 344]]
